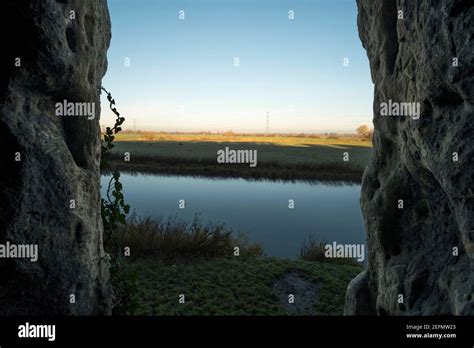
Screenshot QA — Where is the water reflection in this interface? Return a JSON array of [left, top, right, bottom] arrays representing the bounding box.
[[101, 173, 366, 259]]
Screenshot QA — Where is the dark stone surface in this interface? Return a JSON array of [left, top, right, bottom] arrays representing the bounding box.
[[0, 0, 111, 314], [346, 0, 473, 315]]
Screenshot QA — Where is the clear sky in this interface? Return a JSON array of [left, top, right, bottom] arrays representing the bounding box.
[[101, 0, 373, 133]]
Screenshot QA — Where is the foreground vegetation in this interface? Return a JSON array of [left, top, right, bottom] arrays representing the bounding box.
[[118, 216, 363, 315], [117, 215, 264, 261], [107, 133, 372, 182], [126, 257, 361, 316]]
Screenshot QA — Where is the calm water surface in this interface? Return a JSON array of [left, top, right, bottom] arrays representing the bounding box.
[[101, 173, 365, 259]]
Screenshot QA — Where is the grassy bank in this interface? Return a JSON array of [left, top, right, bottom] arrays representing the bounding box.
[[106, 133, 372, 182], [125, 257, 361, 315], [114, 216, 363, 315]]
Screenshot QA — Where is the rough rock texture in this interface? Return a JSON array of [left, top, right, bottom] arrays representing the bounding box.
[[345, 0, 473, 315], [0, 0, 111, 314]]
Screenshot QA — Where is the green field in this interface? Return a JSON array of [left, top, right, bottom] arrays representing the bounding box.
[[107, 133, 373, 182], [125, 257, 361, 315]]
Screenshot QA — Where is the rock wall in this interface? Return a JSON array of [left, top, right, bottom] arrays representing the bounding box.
[[0, 0, 111, 314], [345, 0, 473, 315]]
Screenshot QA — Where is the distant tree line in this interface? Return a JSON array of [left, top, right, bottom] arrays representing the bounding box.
[[104, 126, 374, 140]]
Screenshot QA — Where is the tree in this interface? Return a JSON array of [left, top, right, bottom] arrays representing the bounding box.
[[356, 125, 373, 140]]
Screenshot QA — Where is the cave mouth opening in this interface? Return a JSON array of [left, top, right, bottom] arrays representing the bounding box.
[[97, 0, 379, 316]]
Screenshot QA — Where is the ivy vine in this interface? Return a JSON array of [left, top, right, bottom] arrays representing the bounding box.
[[99, 86, 136, 314]]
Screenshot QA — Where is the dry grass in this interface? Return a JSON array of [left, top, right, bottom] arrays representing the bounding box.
[[115, 215, 263, 261], [112, 132, 373, 148], [299, 235, 361, 267]]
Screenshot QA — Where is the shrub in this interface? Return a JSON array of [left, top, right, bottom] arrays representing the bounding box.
[[116, 214, 264, 261]]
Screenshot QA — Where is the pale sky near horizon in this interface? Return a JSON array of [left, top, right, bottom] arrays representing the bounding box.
[[100, 0, 374, 133]]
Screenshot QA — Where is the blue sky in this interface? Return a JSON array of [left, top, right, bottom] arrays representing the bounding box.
[[101, 0, 373, 133]]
